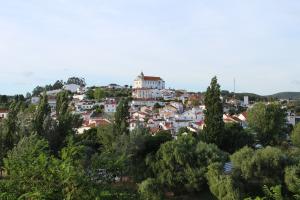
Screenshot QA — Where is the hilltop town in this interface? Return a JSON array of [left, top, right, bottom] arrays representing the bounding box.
[[1, 72, 299, 136]]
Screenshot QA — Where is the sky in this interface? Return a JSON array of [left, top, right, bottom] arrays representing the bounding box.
[[0, 0, 300, 95]]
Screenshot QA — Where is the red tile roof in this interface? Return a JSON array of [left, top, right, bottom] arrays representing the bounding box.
[[150, 127, 160, 134], [195, 121, 204, 126], [241, 112, 248, 118], [143, 76, 162, 81]]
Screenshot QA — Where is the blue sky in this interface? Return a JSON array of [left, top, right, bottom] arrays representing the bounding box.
[[0, 0, 300, 95]]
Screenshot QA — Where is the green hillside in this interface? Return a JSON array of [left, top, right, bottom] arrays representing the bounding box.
[[269, 92, 300, 100]]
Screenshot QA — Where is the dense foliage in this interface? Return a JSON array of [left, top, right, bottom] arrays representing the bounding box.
[[248, 102, 287, 145]]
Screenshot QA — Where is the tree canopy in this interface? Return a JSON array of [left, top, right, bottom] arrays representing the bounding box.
[[248, 102, 287, 145]]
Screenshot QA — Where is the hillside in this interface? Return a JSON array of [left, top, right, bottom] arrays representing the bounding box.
[[269, 92, 300, 100], [222, 91, 300, 100]]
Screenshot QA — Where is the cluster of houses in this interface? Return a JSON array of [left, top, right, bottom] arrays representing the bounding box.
[[28, 83, 118, 133], [129, 73, 250, 135], [1, 72, 300, 136]]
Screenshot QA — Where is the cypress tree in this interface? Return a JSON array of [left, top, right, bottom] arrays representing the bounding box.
[[33, 92, 51, 135], [202, 76, 224, 146], [114, 98, 130, 135]]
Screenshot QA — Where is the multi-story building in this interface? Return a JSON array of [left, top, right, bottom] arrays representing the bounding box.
[[132, 72, 165, 100]]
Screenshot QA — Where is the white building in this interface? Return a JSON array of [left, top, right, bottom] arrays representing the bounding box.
[[48, 97, 57, 112], [64, 84, 81, 93], [131, 99, 163, 107], [177, 107, 205, 122], [0, 109, 9, 119], [133, 72, 165, 89], [75, 101, 95, 111], [132, 72, 165, 100], [45, 89, 62, 96], [104, 98, 117, 113], [287, 111, 300, 126], [73, 94, 86, 101], [31, 97, 40, 105]]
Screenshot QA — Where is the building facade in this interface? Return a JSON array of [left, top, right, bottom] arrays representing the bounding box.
[[132, 72, 165, 100]]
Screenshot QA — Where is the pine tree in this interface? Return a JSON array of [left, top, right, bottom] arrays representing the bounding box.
[[202, 76, 224, 146]]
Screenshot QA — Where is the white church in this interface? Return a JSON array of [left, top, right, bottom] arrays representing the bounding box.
[[132, 72, 165, 100]]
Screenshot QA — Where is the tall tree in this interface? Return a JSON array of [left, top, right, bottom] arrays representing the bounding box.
[[114, 98, 130, 135], [49, 91, 82, 153], [52, 80, 64, 90], [2, 101, 23, 151], [202, 76, 224, 146], [291, 123, 300, 148], [32, 92, 51, 136], [0, 100, 27, 175]]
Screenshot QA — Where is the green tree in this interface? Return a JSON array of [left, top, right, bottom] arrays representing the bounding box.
[[2, 134, 61, 199], [114, 98, 130, 135], [86, 88, 95, 99], [32, 92, 50, 136], [32, 86, 44, 96], [1, 134, 103, 200], [206, 163, 240, 200], [245, 185, 284, 200], [149, 135, 227, 194], [0, 100, 24, 161], [0, 95, 8, 105], [285, 162, 300, 199], [219, 123, 254, 153], [50, 91, 82, 153], [291, 123, 300, 148], [247, 103, 287, 145], [66, 77, 86, 87], [94, 87, 106, 101], [52, 80, 64, 90], [202, 76, 224, 146], [138, 178, 164, 200], [230, 146, 288, 196]]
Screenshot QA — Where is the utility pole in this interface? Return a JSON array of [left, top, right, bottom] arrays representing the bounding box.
[[233, 78, 236, 99]]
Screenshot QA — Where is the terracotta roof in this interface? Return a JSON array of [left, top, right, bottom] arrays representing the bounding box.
[[89, 119, 111, 127], [241, 112, 248, 118], [143, 76, 162, 81], [194, 121, 204, 126], [150, 127, 161, 134], [164, 122, 173, 129], [0, 109, 9, 113]]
